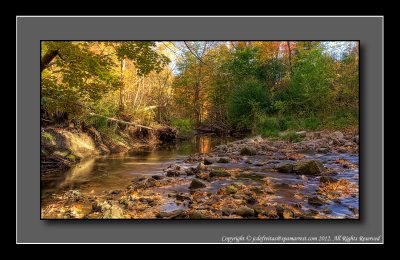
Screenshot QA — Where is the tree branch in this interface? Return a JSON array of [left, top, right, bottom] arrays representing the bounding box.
[[184, 41, 207, 65], [41, 49, 59, 73]]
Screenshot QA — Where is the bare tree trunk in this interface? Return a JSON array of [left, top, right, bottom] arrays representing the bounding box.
[[133, 77, 141, 110], [119, 58, 126, 112], [41, 50, 59, 72], [286, 41, 292, 74], [194, 63, 203, 127], [194, 81, 200, 126]]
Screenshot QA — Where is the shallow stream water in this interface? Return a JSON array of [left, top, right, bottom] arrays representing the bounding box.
[[41, 134, 359, 219]]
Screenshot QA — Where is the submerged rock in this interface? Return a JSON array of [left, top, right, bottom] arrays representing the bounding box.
[[293, 160, 325, 175], [189, 179, 206, 189], [209, 170, 231, 178], [236, 172, 265, 181], [130, 177, 157, 189], [308, 196, 325, 206], [319, 176, 338, 183]]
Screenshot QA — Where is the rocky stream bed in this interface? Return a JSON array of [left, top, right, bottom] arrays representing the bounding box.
[[41, 131, 359, 219]]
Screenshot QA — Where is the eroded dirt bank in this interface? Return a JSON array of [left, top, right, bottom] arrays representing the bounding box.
[[41, 130, 359, 219]]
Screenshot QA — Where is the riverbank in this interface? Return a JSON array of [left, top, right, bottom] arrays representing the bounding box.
[[41, 124, 177, 173], [41, 130, 359, 219]]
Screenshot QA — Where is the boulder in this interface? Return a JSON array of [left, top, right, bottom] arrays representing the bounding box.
[[330, 131, 344, 140], [166, 169, 181, 177], [189, 211, 208, 219], [293, 160, 325, 175], [234, 206, 255, 217], [204, 157, 215, 165], [276, 206, 294, 219], [240, 147, 257, 156], [245, 195, 257, 205], [275, 163, 294, 173], [217, 157, 230, 163], [222, 207, 233, 216], [189, 179, 206, 189], [196, 162, 207, 171]]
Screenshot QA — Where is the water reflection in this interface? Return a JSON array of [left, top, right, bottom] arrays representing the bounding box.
[[42, 135, 235, 195], [194, 135, 211, 153], [59, 158, 95, 188], [191, 134, 234, 154]]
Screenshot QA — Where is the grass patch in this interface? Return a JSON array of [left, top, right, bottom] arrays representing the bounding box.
[[66, 154, 77, 162], [170, 118, 194, 138], [42, 131, 56, 141], [280, 131, 303, 142]]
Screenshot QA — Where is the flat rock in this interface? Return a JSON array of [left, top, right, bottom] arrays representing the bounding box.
[[156, 209, 185, 219]]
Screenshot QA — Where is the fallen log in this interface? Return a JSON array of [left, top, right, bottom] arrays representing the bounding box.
[[88, 112, 153, 130]]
